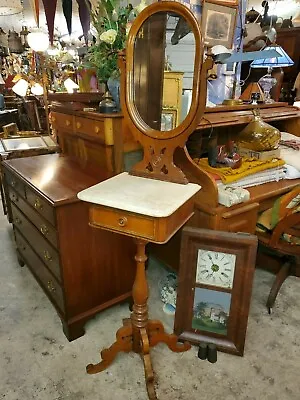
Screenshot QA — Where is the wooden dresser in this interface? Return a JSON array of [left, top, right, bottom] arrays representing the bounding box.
[[50, 103, 141, 174], [2, 153, 136, 341], [152, 103, 300, 271]]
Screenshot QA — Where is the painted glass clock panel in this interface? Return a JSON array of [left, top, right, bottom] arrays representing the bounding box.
[[196, 249, 236, 289]]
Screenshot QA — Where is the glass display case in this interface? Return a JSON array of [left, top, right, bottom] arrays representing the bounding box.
[[1, 135, 58, 153]]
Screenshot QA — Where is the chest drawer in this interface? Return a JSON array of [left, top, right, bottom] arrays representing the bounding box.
[[4, 170, 26, 198], [15, 230, 65, 313], [25, 186, 56, 227], [74, 117, 112, 145], [53, 112, 74, 132], [90, 206, 155, 240], [11, 202, 58, 249], [220, 203, 259, 234]]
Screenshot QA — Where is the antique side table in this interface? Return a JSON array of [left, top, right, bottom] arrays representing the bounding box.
[[78, 172, 200, 399]]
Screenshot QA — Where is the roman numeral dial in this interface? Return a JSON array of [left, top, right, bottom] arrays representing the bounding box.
[[196, 250, 236, 288]]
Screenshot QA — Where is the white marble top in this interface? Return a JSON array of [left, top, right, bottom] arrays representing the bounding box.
[[77, 172, 201, 218]]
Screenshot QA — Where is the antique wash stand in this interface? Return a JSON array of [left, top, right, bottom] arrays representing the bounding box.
[[77, 2, 212, 398]]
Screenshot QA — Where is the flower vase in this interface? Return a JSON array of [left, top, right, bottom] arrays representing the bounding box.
[[107, 76, 121, 112]]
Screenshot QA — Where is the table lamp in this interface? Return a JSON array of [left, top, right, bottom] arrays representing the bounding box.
[[27, 29, 50, 134], [250, 44, 294, 103]]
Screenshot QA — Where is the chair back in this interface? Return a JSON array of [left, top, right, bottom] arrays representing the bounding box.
[[268, 186, 300, 254]]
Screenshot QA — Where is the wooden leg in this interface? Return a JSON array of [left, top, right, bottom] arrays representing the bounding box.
[[17, 253, 25, 267], [87, 321, 133, 374], [87, 239, 190, 399], [147, 320, 191, 352], [267, 261, 291, 313], [62, 319, 86, 342]]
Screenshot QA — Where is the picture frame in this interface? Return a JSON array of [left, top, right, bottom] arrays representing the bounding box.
[[204, 0, 239, 7], [161, 108, 177, 131], [201, 2, 238, 48], [174, 227, 258, 356]]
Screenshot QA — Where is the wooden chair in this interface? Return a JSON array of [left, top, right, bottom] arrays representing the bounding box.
[[256, 186, 300, 313]]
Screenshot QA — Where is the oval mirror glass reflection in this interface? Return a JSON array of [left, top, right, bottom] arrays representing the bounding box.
[[133, 12, 195, 132]]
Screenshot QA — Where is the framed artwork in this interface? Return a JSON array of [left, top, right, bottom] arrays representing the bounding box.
[[201, 2, 238, 48], [161, 109, 177, 131], [205, 0, 239, 6], [174, 227, 258, 356]]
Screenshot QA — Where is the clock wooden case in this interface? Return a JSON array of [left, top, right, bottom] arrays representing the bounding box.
[[174, 227, 258, 356]]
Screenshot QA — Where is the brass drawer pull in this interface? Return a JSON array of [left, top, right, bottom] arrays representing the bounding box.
[[15, 217, 22, 225], [76, 122, 82, 129], [43, 250, 52, 262], [66, 120, 71, 126], [47, 280, 56, 292], [11, 193, 18, 202], [40, 224, 49, 236], [34, 198, 43, 210], [118, 217, 128, 227], [95, 126, 100, 133]]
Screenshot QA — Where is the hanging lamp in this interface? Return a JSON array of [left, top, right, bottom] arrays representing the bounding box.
[[0, 0, 23, 16]]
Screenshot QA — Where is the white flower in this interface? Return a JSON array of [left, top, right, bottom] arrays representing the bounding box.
[[100, 29, 117, 45]]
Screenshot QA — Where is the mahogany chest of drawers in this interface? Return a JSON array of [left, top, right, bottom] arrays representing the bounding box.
[[2, 154, 136, 341]]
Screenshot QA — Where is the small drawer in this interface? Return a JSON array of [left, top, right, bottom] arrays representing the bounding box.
[[54, 112, 74, 132], [4, 170, 25, 198], [26, 187, 55, 227], [220, 203, 259, 234], [15, 230, 65, 313], [12, 203, 58, 249], [74, 117, 110, 144], [90, 206, 155, 240]]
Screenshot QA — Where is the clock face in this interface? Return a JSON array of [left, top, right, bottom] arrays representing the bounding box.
[[196, 249, 236, 289]]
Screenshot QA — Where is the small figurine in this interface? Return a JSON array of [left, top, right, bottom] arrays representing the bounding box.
[[208, 138, 242, 169]]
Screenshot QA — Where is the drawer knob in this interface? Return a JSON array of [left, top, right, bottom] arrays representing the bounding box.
[[11, 193, 18, 202], [34, 198, 43, 210], [47, 280, 56, 293], [15, 217, 22, 225], [66, 120, 71, 126], [11, 180, 16, 187], [40, 224, 49, 236], [43, 250, 52, 262], [76, 122, 82, 129], [95, 126, 100, 133], [118, 217, 128, 227]]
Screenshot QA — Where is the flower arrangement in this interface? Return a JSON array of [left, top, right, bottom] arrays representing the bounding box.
[[88, 0, 142, 83]]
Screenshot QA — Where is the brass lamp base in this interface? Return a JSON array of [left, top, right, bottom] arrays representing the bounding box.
[[222, 98, 244, 106]]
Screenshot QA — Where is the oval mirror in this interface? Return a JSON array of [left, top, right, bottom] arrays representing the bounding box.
[[125, 2, 204, 140], [133, 12, 195, 132]]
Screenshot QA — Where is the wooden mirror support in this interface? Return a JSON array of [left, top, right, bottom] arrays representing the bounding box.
[[119, 1, 213, 184]]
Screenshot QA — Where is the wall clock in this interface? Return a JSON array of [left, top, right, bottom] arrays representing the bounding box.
[[174, 227, 258, 356]]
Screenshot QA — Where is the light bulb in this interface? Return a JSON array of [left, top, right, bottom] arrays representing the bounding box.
[[27, 29, 49, 52]]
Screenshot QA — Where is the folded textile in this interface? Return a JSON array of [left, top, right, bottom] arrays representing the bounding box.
[[217, 167, 286, 188], [194, 157, 285, 184], [280, 132, 300, 171], [285, 164, 300, 179]]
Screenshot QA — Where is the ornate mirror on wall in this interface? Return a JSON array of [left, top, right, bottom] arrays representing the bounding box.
[[119, 1, 213, 184]]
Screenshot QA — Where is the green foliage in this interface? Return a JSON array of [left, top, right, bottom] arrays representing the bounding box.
[[88, 0, 134, 83]]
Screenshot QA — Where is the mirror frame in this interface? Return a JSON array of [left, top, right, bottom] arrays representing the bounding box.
[[119, 1, 213, 184], [125, 1, 203, 139]]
